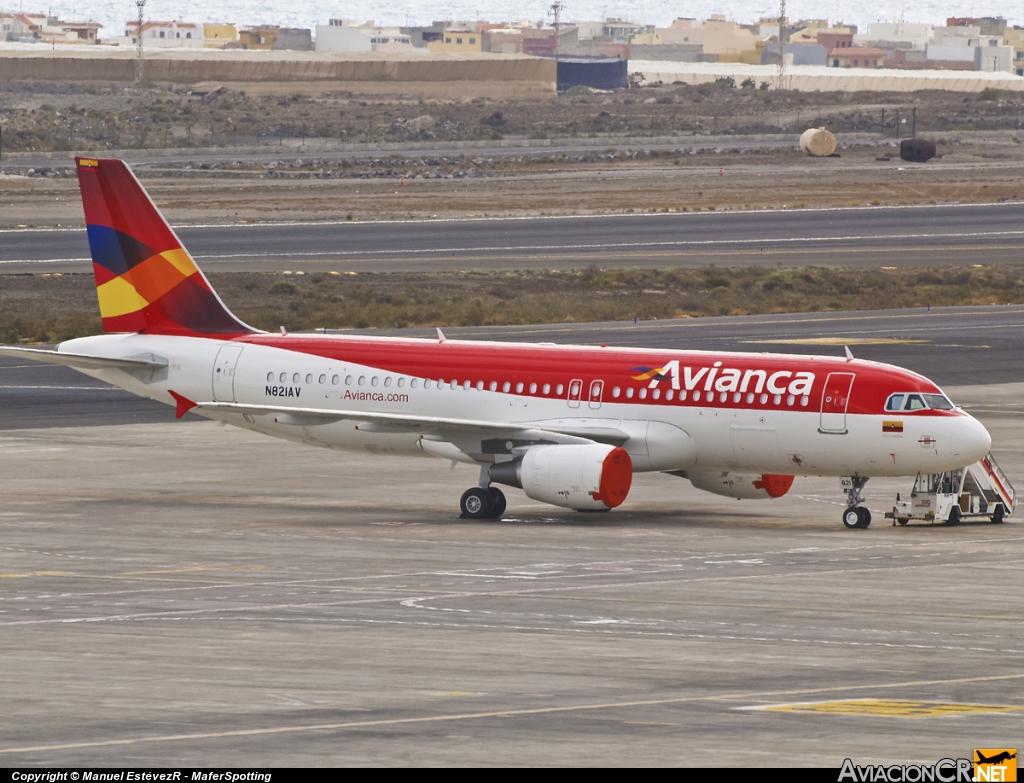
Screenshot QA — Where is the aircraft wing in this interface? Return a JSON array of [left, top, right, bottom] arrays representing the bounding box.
[[194, 401, 629, 445], [0, 346, 168, 371]]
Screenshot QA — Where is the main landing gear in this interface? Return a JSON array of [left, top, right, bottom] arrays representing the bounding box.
[[460, 486, 506, 520], [841, 476, 872, 529]]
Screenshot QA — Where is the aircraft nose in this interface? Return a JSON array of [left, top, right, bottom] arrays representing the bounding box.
[[951, 414, 991, 464]]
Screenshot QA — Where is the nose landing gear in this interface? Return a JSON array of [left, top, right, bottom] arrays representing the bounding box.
[[841, 476, 871, 529]]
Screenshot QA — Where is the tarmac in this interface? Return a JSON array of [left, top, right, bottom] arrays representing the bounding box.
[[1, 311, 1023, 765], [3, 201, 1024, 274]]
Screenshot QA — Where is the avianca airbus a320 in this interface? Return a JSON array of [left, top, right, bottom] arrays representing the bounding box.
[[0, 158, 995, 527]]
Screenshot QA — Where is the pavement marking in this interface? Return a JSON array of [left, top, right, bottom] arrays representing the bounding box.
[[746, 699, 1024, 718], [742, 337, 931, 346], [3, 672, 1024, 755]]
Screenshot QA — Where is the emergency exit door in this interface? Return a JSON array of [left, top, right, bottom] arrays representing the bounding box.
[[819, 372, 855, 434]]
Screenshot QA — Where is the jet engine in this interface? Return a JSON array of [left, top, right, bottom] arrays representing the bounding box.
[[489, 444, 632, 511], [686, 471, 795, 500]]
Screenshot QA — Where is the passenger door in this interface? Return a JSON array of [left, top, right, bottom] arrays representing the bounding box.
[[819, 372, 855, 434]]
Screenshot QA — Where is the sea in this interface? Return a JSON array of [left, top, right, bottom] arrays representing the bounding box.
[[8, 0, 1018, 40]]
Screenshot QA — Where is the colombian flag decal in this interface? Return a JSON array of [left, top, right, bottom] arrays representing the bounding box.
[[883, 420, 904, 433]]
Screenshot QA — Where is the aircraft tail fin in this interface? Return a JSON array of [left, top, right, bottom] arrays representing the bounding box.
[[75, 157, 257, 336]]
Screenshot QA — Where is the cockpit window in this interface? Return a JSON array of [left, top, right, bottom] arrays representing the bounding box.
[[923, 394, 954, 410], [905, 394, 927, 411], [885, 394, 905, 412], [885, 392, 955, 412]]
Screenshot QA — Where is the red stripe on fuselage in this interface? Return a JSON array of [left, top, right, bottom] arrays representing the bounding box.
[[234, 333, 958, 418]]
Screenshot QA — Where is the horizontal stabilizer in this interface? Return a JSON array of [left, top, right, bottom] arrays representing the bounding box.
[[0, 346, 168, 371]]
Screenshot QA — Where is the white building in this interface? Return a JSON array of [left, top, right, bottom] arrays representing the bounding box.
[[314, 19, 415, 53], [112, 20, 204, 48], [856, 22, 933, 48]]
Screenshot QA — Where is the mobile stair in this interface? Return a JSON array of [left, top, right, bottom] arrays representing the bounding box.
[[885, 453, 1015, 526]]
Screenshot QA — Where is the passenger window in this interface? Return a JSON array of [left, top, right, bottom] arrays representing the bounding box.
[[626, 388, 634, 399], [331, 375, 339, 385], [345, 375, 353, 385], [358, 376, 365, 386], [384, 377, 391, 388], [612, 387, 621, 398], [371, 376, 379, 387], [503, 382, 511, 393], [885, 394, 905, 412], [279, 372, 287, 383], [305, 373, 313, 384], [556, 384, 564, 395], [652, 389, 660, 400], [529, 383, 537, 394], [463, 380, 470, 390], [489, 381, 497, 391], [318, 374, 326, 384], [410, 378, 418, 388], [639, 388, 648, 399], [292, 373, 300, 384], [666, 389, 674, 401], [476, 381, 483, 391], [516, 382, 524, 393], [267, 372, 274, 382], [542, 383, 550, 394], [905, 394, 926, 411], [398, 378, 405, 388]]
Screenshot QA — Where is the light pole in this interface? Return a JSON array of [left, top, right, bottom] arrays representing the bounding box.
[[135, 0, 146, 85]]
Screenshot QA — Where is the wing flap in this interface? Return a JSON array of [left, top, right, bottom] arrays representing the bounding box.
[[194, 401, 628, 444]]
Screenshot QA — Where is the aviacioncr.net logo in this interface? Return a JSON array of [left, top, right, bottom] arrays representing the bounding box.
[[839, 758, 973, 783]]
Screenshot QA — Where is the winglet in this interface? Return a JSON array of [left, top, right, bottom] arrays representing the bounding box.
[[844, 345, 854, 361], [436, 327, 446, 343], [168, 390, 198, 419]]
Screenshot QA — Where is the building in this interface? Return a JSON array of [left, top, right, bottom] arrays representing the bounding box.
[[120, 20, 203, 48], [236, 26, 278, 50], [274, 28, 312, 51], [427, 27, 483, 53], [203, 23, 237, 48], [830, 46, 886, 68], [856, 22, 933, 49], [1, 12, 101, 44], [816, 31, 854, 53], [1005, 27, 1024, 75], [315, 19, 371, 52]]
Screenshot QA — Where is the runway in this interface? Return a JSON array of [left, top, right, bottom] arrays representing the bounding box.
[[2, 307, 1022, 765], [2, 201, 1024, 274], [3, 305, 1021, 431]]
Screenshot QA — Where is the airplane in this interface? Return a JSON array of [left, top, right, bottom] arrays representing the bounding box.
[[0, 157, 995, 527], [976, 752, 1016, 765]]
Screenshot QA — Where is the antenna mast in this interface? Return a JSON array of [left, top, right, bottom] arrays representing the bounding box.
[[549, 1, 563, 55], [135, 0, 146, 85], [774, 0, 782, 90]]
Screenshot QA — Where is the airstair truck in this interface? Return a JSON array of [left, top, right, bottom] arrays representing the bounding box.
[[886, 453, 1015, 526]]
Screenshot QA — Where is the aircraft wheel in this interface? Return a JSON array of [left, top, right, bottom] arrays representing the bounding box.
[[991, 505, 1004, 524], [487, 487, 507, 519], [857, 507, 872, 528], [842, 508, 862, 529], [460, 487, 492, 520], [946, 506, 962, 526]]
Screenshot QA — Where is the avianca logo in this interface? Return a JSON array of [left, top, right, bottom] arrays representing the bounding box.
[[631, 360, 815, 396]]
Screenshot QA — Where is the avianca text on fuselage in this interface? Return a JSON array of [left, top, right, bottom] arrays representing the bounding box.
[[633, 359, 814, 396]]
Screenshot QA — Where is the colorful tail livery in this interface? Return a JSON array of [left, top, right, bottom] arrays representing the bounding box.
[[76, 157, 256, 336]]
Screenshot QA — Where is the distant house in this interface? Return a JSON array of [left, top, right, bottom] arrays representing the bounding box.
[[427, 28, 483, 53], [120, 20, 203, 48], [236, 26, 278, 50], [203, 23, 237, 49], [830, 46, 886, 68], [1, 12, 101, 44]]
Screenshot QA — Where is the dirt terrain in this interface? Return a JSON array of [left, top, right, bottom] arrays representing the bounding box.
[[3, 265, 1020, 343], [1, 81, 1023, 227]]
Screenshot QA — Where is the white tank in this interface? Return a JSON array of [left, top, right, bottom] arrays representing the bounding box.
[[799, 127, 837, 157]]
